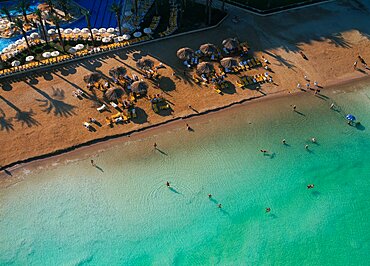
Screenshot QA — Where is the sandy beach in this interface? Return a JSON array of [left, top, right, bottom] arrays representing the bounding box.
[[0, 0, 369, 171]]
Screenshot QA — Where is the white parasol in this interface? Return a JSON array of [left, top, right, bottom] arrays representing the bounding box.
[[30, 32, 39, 39], [133, 32, 142, 38], [75, 43, 84, 50], [47, 28, 56, 35], [68, 47, 77, 53], [63, 28, 72, 34], [51, 51, 60, 57], [81, 28, 89, 33], [99, 28, 107, 33], [102, 37, 111, 43], [107, 27, 115, 33], [122, 34, 130, 40], [72, 28, 81, 34], [91, 28, 98, 34], [42, 52, 51, 58], [25, 55, 34, 62], [143, 28, 152, 34], [11, 60, 21, 67]]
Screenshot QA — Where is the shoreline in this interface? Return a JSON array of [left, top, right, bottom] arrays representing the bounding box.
[[1, 74, 369, 179]]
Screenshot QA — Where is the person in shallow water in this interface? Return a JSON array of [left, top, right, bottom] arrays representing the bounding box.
[[307, 184, 315, 189], [166, 181, 170, 187], [208, 194, 212, 198], [282, 139, 286, 144], [266, 207, 271, 213]]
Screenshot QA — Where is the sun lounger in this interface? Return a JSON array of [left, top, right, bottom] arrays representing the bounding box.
[[97, 104, 107, 112], [110, 102, 118, 108]]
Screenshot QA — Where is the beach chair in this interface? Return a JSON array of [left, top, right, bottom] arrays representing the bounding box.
[[97, 104, 107, 112], [236, 80, 244, 88], [110, 102, 118, 108]]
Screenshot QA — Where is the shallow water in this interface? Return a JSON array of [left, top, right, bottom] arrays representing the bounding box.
[[1, 82, 369, 265]]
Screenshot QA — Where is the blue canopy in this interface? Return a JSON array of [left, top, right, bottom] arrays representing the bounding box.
[[346, 114, 356, 121]]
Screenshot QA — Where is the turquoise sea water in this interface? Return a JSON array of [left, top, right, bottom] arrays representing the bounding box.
[[1, 82, 370, 265]]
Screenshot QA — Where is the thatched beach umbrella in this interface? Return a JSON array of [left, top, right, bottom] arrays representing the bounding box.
[[220, 57, 238, 68], [222, 38, 239, 51], [196, 62, 214, 75], [199, 43, 218, 55], [176, 47, 194, 60], [130, 81, 148, 94], [83, 72, 101, 83], [105, 87, 125, 101], [136, 58, 154, 70], [109, 66, 127, 78]]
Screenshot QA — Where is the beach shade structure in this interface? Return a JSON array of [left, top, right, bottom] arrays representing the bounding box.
[[64, 28, 72, 34], [109, 66, 127, 78], [130, 81, 148, 94], [68, 47, 77, 53], [75, 43, 84, 50], [105, 87, 125, 101], [196, 62, 214, 75], [30, 32, 39, 39], [2, 47, 10, 53], [25, 55, 34, 62], [107, 27, 115, 33], [81, 28, 89, 33], [47, 28, 56, 35], [222, 38, 239, 51], [72, 28, 81, 34], [11, 60, 21, 67], [15, 39, 23, 45], [102, 37, 111, 43], [125, 10, 133, 16], [133, 32, 142, 38], [122, 34, 130, 40], [42, 52, 51, 58], [136, 58, 154, 70], [143, 28, 152, 34], [346, 114, 356, 121], [51, 51, 60, 57], [220, 57, 239, 68], [83, 72, 102, 83], [177, 47, 194, 60], [200, 43, 218, 56]]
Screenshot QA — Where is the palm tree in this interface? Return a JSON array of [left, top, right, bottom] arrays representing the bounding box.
[[133, 0, 138, 16], [57, 0, 70, 17], [46, 0, 55, 14], [1, 6, 12, 22], [18, 0, 31, 24], [110, 1, 123, 36], [82, 9, 95, 47], [50, 14, 65, 52], [15, 19, 31, 53], [35, 9, 48, 44]]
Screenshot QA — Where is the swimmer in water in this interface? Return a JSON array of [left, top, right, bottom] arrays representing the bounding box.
[[260, 149, 268, 153], [266, 207, 271, 213], [305, 145, 309, 149], [307, 184, 314, 189], [208, 194, 212, 198], [218, 204, 222, 208], [311, 137, 316, 143]]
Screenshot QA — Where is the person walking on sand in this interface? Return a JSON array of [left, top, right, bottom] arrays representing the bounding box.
[[90, 160, 95, 166], [353, 61, 358, 69], [292, 105, 297, 111], [282, 139, 286, 145], [154, 142, 157, 149], [186, 124, 191, 131]]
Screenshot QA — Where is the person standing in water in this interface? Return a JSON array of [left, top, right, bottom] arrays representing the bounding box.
[[166, 181, 170, 187]]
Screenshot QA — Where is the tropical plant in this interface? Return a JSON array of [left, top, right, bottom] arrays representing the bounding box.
[[1, 6, 12, 22], [50, 14, 65, 51], [18, 0, 31, 24], [110, 1, 123, 36], [133, 0, 138, 16], [14, 19, 31, 53], [57, 0, 70, 17], [35, 9, 48, 44], [82, 9, 95, 47], [46, 0, 55, 14]]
